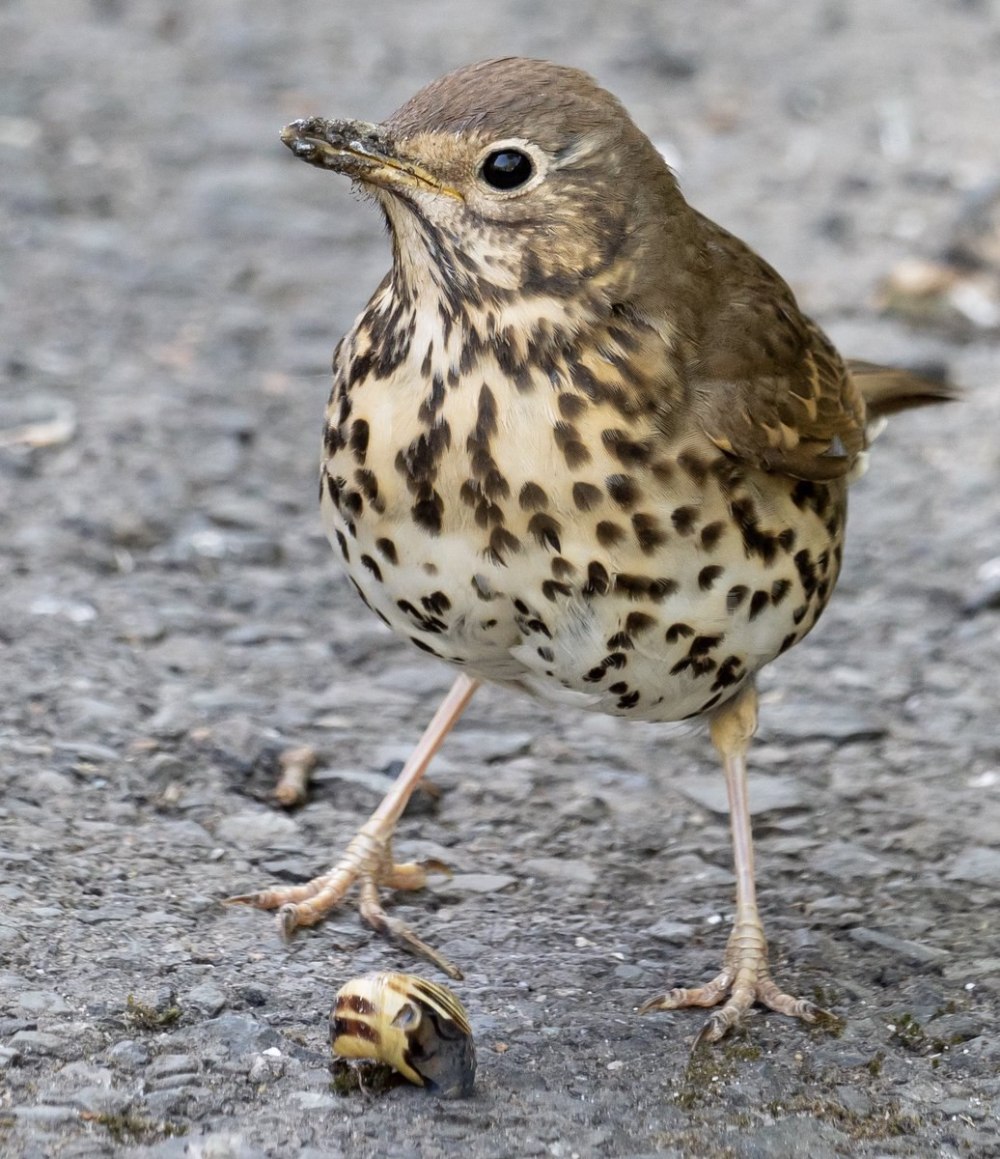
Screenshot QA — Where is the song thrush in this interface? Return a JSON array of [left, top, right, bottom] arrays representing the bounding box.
[[230, 57, 952, 1044]]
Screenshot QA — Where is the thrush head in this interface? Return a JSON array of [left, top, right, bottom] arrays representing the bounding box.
[[281, 57, 692, 307]]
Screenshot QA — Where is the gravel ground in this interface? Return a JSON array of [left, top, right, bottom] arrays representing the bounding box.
[[2, 1, 1000, 1156]]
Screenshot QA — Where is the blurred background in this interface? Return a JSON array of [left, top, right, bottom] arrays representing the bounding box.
[[2, 1, 999, 1155]]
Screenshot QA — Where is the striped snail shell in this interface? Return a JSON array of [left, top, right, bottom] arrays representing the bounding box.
[[331, 971, 476, 1097]]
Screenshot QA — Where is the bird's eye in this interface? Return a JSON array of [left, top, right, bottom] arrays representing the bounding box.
[[479, 149, 534, 191]]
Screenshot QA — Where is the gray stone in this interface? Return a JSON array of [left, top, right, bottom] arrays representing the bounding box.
[[216, 808, 299, 848], [646, 918, 695, 944], [8, 1030, 77, 1059], [848, 927, 949, 964], [946, 846, 1000, 885], [733, 1117, 850, 1158], [757, 700, 885, 743], [431, 873, 518, 894], [186, 982, 227, 1017], [15, 989, 74, 1015], [203, 1013, 282, 1058], [146, 1052, 201, 1080], [521, 857, 598, 887], [673, 771, 807, 815], [9, 1105, 81, 1125]]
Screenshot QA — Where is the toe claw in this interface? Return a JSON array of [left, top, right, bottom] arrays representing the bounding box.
[[277, 903, 300, 940], [691, 1015, 723, 1051]]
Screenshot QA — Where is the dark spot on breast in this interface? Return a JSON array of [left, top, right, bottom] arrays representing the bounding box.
[[554, 421, 591, 468], [792, 604, 808, 624], [689, 634, 722, 657], [513, 598, 530, 615], [488, 527, 521, 565], [583, 561, 610, 596], [519, 481, 548, 511], [375, 537, 398, 565], [395, 424, 451, 492], [572, 482, 602, 511], [671, 506, 698, 535], [730, 497, 778, 565], [325, 474, 343, 509], [651, 460, 674, 485], [557, 392, 587, 420], [778, 528, 797, 552], [665, 622, 694, 643], [475, 383, 498, 440], [528, 513, 562, 552], [617, 690, 641, 709], [604, 652, 627, 669], [359, 554, 382, 582], [525, 618, 552, 638], [606, 474, 639, 509], [584, 666, 606, 683], [608, 680, 629, 694], [355, 468, 380, 503], [794, 549, 818, 597], [771, 578, 792, 605], [349, 420, 370, 464], [614, 573, 649, 599], [335, 530, 350, 561], [595, 520, 625, 548], [698, 565, 724, 591], [422, 591, 452, 615], [632, 513, 667, 554], [344, 351, 373, 391], [602, 429, 651, 465], [411, 490, 444, 535], [607, 631, 633, 650], [677, 451, 710, 485], [711, 655, 744, 691], [791, 479, 818, 510], [542, 579, 572, 601], [649, 578, 678, 601], [778, 632, 798, 654], [537, 645, 555, 662], [410, 637, 442, 657], [748, 590, 770, 621], [700, 521, 725, 551], [551, 557, 576, 579], [342, 490, 363, 517], [625, 611, 656, 635]]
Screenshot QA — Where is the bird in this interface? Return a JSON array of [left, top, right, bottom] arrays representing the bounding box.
[[229, 57, 953, 1045]]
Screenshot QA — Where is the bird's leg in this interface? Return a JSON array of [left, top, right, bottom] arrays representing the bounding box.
[[227, 673, 480, 979], [640, 682, 824, 1045]]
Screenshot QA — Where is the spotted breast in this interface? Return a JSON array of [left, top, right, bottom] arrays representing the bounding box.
[[321, 266, 841, 724]]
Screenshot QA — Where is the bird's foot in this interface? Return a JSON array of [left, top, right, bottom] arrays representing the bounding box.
[[225, 823, 460, 979], [638, 920, 827, 1046]]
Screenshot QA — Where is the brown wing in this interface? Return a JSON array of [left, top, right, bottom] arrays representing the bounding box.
[[687, 217, 867, 482]]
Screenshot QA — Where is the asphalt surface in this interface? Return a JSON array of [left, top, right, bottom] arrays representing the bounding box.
[[2, 1, 999, 1156]]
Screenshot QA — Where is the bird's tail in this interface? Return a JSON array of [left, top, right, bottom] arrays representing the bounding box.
[[848, 360, 959, 419], [844, 360, 957, 484]]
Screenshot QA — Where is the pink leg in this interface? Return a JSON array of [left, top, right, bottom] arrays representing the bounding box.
[[227, 673, 479, 978], [640, 683, 826, 1044]]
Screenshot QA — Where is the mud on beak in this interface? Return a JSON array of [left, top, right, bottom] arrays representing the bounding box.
[[280, 117, 460, 199]]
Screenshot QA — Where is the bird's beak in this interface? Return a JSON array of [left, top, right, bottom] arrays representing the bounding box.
[[280, 117, 461, 199]]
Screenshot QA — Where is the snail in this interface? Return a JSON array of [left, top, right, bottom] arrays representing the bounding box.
[[331, 972, 476, 1097]]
